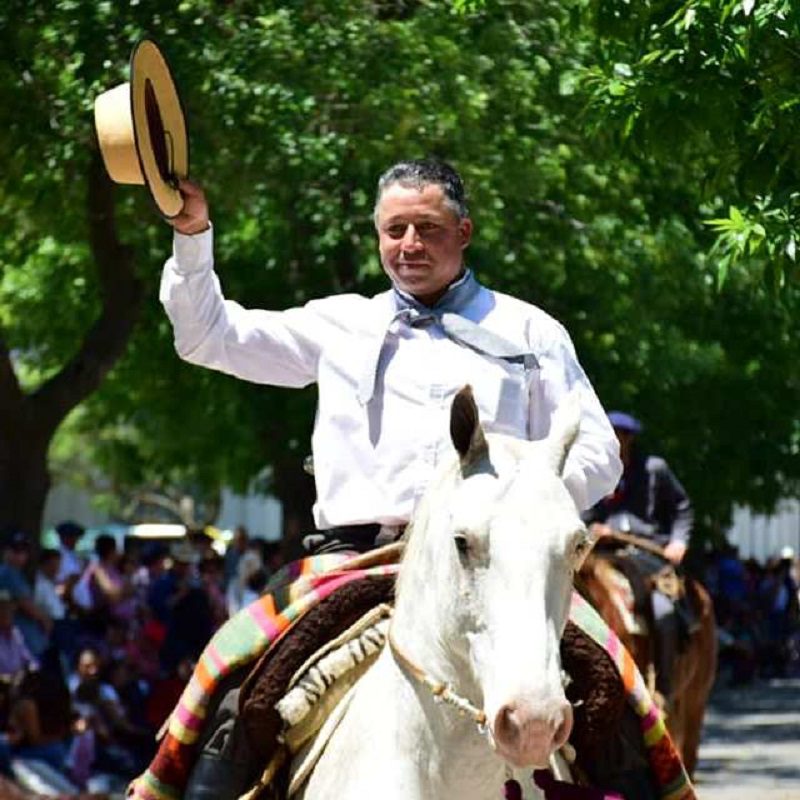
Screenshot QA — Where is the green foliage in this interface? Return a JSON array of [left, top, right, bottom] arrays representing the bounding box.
[[580, 0, 800, 288], [1, 0, 799, 534]]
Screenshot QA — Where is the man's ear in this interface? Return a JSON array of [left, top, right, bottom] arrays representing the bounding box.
[[459, 217, 473, 249]]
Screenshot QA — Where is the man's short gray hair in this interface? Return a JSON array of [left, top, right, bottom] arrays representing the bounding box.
[[374, 159, 469, 223]]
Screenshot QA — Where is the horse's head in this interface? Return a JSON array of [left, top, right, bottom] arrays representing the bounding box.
[[396, 386, 593, 768]]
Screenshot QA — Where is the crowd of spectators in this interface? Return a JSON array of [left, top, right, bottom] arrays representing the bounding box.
[[703, 543, 800, 686], [0, 521, 284, 794], [3, 518, 797, 793]]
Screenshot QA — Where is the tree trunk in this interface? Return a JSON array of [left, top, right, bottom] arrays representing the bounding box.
[[0, 425, 50, 538], [0, 150, 143, 539]]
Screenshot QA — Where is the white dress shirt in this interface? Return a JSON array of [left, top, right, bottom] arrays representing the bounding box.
[[160, 228, 621, 528], [57, 545, 83, 584], [34, 573, 65, 620]]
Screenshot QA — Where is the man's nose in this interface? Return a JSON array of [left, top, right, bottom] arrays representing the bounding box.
[[400, 224, 423, 249]]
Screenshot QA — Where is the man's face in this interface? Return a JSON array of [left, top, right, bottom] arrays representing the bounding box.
[[614, 428, 635, 466], [43, 556, 61, 580], [78, 650, 100, 681], [8, 547, 29, 569], [376, 182, 472, 306]]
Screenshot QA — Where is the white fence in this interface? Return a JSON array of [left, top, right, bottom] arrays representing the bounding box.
[[42, 483, 283, 541], [727, 499, 800, 562]]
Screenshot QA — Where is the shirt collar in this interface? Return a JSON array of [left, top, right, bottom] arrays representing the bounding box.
[[392, 268, 479, 315]]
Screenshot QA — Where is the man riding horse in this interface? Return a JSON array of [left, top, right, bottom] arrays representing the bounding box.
[[142, 160, 703, 799], [162, 159, 622, 547], [583, 411, 693, 702]]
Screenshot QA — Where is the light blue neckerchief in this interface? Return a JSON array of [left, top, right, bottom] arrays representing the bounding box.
[[358, 270, 539, 405]]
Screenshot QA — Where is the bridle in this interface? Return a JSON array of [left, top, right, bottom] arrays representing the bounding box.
[[388, 624, 577, 737], [387, 626, 489, 733]]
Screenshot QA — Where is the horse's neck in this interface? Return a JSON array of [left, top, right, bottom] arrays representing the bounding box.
[[321, 467, 503, 796], [344, 645, 507, 797]]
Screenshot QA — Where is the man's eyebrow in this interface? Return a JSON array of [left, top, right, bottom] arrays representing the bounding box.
[[381, 214, 444, 225]]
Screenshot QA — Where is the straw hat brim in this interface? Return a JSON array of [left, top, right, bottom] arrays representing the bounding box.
[[94, 39, 189, 218]]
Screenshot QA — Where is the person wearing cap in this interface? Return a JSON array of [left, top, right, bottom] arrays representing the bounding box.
[[160, 159, 622, 553], [585, 411, 692, 565], [584, 411, 693, 701]]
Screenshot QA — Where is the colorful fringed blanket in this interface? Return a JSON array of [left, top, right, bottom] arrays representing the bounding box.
[[128, 551, 694, 800]]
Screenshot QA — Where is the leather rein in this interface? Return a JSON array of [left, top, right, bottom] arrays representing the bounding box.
[[387, 626, 489, 733]]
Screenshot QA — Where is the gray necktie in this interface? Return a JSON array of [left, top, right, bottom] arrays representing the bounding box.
[[357, 304, 539, 405]]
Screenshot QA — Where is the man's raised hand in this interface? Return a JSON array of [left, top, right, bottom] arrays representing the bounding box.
[[170, 178, 210, 235]]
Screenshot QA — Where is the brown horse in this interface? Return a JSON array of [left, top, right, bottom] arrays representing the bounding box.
[[577, 538, 717, 776]]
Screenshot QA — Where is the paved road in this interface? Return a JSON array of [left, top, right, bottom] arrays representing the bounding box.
[[694, 678, 800, 799]]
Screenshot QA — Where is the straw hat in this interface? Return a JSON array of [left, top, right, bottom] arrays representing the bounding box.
[[94, 39, 188, 218]]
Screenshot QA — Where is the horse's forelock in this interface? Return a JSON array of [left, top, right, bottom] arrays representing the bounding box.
[[397, 436, 576, 603]]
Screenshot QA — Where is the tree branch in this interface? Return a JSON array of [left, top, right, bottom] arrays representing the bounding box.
[[0, 332, 24, 433], [32, 148, 144, 433]]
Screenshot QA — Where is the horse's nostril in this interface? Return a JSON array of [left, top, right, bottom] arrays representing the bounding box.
[[494, 705, 521, 745]]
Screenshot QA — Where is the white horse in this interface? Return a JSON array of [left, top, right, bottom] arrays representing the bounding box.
[[297, 386, 594, 800]]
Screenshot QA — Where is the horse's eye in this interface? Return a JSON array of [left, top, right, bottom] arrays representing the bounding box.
[[454, 533, 470, 558]]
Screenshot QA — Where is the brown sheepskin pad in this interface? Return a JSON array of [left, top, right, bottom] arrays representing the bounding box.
[[561, 620, 628, 767], [239, 573, 396, 766]]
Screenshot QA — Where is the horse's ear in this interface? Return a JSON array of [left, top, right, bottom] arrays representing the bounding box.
[[547, 390, 581, 476], [450, 385, 489, 469]]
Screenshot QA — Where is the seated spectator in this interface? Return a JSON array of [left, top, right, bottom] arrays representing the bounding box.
[[76, 534, 135, 637], [69, 648, 113, 738], [124, 615, 163, 683], [113, 552, 140, 625], [104, 658, 155, 771], [157, 543, 213, 673], [33, 548, 75, 672], [223, 525, 249, 588], [0, 591, 36, 678], [0, 533, 52, 659], [199, 555, 227, 630], [717, 607, 760, 686], [226, 546, 264, 616], [4, 669, 73, 773], [55, 520, 85, 587], [33, 549, 64, 623], [69, 648, 132, 775], [145, 657, 194, 732]]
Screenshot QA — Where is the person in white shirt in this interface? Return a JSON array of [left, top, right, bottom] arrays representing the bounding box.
[[55, 520, 85, 588], [161, 159, 622, 552], [34, 548, 66, 622]]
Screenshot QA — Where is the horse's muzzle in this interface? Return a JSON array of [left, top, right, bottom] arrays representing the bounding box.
[[490, 699, 573, 767]]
